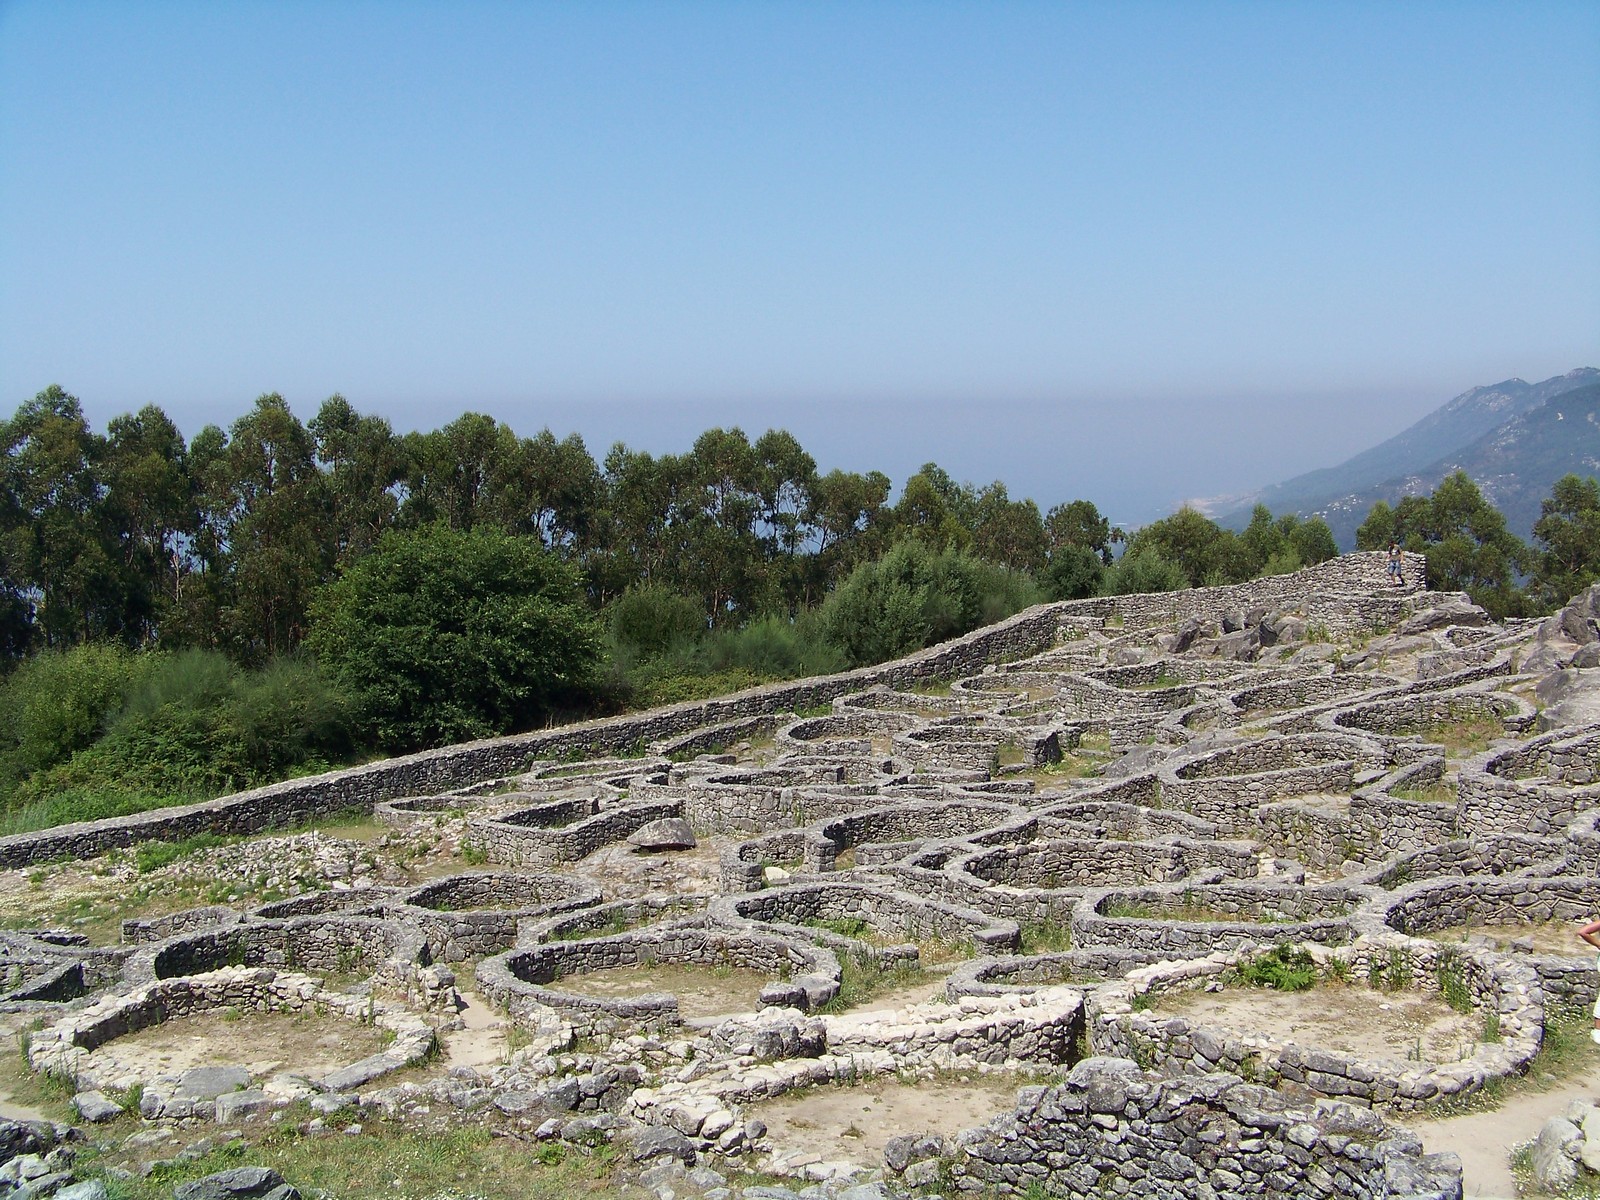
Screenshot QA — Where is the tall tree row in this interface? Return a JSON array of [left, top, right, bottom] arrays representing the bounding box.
[[5, 387, 1597, 676], [0, 388, 1131, 669]]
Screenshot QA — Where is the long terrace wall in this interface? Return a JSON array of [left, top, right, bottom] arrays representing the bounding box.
[[0, 553, 1428, 870]]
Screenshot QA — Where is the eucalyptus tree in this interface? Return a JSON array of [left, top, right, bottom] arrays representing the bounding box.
[[1530, 473, 1600, 608], [193, 394, 331, 661], [0, 386, 123, 647]]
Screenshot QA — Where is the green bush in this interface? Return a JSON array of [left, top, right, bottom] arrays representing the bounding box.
[[1237, 943, 1317, 991], [1041, 544, 1105, 601], [309, 524, 603, 751], [7, 651, 354, 813], [0, 643, 150, 783], [818, 539, 1041, 667], [1102, 547, 1189, 596], [605, 586, 706, 659]]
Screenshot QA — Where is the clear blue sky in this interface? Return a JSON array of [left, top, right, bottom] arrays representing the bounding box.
[[2, 0, 1596, 524]]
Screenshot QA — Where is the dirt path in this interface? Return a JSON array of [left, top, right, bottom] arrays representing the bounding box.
[[753, 1077, 1021, 1172], [1404, 1066, 1600, 1199], [438, 987, 510, 1069]]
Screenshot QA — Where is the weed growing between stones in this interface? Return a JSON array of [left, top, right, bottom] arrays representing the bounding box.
[[1018, 921, 1073, 954], [819, 953, 927, 1012], [1369, 947, 1413, 992], [1435, 1005, 1595, 1116], [1234, 943, 1317, 991], [1434, 948, 1475, 1014]]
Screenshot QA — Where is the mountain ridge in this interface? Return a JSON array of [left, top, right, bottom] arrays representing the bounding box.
[[1221, 367, 1600, 546]]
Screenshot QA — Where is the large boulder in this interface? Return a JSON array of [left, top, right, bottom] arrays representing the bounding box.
[[174, 1167, 300, 1200], [627, 818, 697, 852], [1535, 668, 1600, 732], [1531, 1116, 1583, 1193], [1397, 596, 1489, 635], [0, 1121, 53, 1167]]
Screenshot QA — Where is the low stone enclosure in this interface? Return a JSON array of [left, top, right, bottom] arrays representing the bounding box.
[[11, 551, 1600, 1199]]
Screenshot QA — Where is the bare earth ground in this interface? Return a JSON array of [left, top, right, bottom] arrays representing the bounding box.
[[437, 987, 511, 1070], [82, 1008, 391, 1090], [1425, 920, 1594, 958], [753, 1077, 1023, 1171], [1154, 984, 1482, 1065], [556, 962, 769, 1020], [848, 969, 952, 1012], [1406, 1060, 1600, 1199]]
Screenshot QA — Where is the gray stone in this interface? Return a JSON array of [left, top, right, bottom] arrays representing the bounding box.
[[883, 1135, 915, 1173], [833, 1185, 889, 1200], [213, 1091, 273, 1124], [173, 1067, 251, 1102], [1398, 599, 1488, 634], [492, 1090, 542, 1115], [628, 819, 698, 852], [1526, 1117, 1580, 1195], [630, 1126, 696, 1165], [173, 1167, 296, 1200], [71, 1093, 124, 1124], [55, 1182, 109, 1200], [0, 1121, 53, 1167]]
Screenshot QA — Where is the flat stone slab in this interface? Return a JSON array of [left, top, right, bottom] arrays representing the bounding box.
[[628, 818, 697, 852], [174, 1065, 251, 1101], [71, 1091, 124, 1123]]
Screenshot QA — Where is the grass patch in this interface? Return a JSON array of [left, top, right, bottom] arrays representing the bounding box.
[[132, 833, 233, 874], [808, 915, 875, 940], [1391, 782, 1458, 805], [0, 787, 207, 837], [1417, 713, 1505, 758], [548, 910, 641, 941], [994, 740, 1027, 768], [1104, 898, 1298, 925], [1019, 754, 1100, 784], [1128, 673, 1184, 691], [89, 1116, 615, 1200], [1018, 921, 1073, 954], [1436, 1004, 1596, 1117], [819, 954, 928, 1013]]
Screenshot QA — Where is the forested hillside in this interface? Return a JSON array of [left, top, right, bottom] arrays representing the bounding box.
[[3, 385, 1597, 835]]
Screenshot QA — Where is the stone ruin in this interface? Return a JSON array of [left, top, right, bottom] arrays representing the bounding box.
[[6, 551, 1600, 1200]]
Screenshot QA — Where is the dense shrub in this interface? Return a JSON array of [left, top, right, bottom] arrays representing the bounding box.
[[7, 651, 354, 811], [1102, 547, 1188, 595], [606, 586, 706, 659], [818, 539, 1042, 667], [309, 524, 603, 751], [0, 643, 149, 784]]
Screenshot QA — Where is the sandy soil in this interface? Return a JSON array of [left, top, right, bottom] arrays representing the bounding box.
[[82, 1008, 390, 1087], [555, 962, 768, 1019], [754, 1077, 1023, 1169], [1425, 920, 1593, 958], [1154, 983, 1481, 1065], [848, 972, 952, 1012], [437, 987, 512, 1070], [0, 1013, 50, 1123], [1406, 1062, 1600, 1199]]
